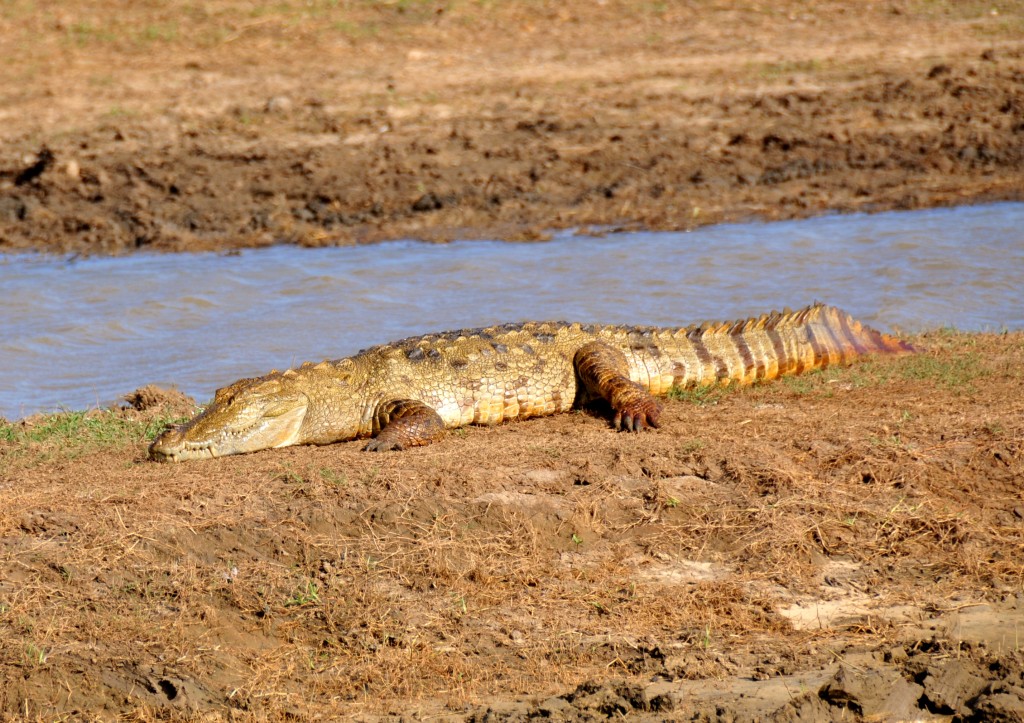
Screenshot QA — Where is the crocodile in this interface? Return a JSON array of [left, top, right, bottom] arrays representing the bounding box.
[[148, 303, 914, 462]]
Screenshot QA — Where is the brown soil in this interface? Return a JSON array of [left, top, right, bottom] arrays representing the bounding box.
[[2, 332, 1024, 720], [2, 1, 1024, 720], [1, 1, 1023, 254]]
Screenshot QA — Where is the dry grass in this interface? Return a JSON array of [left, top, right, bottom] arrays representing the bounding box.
[[1, 331, 1023, 716]]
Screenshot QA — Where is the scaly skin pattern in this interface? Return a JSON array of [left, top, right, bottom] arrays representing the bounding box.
[[149, 304, 914, 461]]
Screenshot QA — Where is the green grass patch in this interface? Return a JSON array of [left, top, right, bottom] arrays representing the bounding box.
[[0, 410, 189, 454], [65, 21, 117, 46], [895, 352, 988, 392], [667, 383, 736, 406], [775, 347, 988, 396], [0, 0, 35, 21], [285, 580, 321, 608], [679, 438, 704, 454], [777, 364, 883, 395], [138, 22, 178, 43], [331, 19, 379, 38], [666, 349, 978, 406], [779, 368, 828, 395], [319, 468, 349, 487], [103, 105, 138, 120]]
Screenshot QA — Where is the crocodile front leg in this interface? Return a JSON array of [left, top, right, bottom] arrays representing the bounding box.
[[364, 399, 447, 451], [574, 342, 663, 432]]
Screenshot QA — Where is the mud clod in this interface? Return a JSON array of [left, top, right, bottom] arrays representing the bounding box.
[[921, 659, 989, 715], [123, 385, 196, 415], [819, 665, 924, 720]]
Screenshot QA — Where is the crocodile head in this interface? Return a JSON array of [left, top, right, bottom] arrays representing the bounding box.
[[149, 375, 310, 462]]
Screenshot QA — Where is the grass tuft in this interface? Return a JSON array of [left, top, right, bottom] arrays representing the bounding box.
[[0, 410, 188, 458], [897, 352, 988, 392]]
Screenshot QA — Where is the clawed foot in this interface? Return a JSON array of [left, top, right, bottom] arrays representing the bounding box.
[[612, 394, 663, 432], [364, 398, 446, 451]]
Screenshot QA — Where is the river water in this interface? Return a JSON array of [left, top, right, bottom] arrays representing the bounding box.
[[1, 202, 1022, 418]]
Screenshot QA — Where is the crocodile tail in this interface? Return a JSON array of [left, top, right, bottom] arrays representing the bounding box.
[[798, 303, 915, 364], [668, 304, 915, 390]]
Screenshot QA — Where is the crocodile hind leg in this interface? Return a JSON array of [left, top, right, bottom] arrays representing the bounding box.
[[365, 399, 447, 451], [574, 342, 663, 432]]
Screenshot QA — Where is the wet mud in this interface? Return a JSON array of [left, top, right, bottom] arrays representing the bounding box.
[[1, 1, 1023, 254]]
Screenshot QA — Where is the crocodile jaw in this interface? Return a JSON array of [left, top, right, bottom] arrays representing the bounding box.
[[149, 399, 308, 462]]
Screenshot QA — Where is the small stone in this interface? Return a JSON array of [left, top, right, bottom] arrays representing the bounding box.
[[885, 646, 908, 664], [65, 160, 80, 179], [265, 95, 293, 114], [524, 468, 562, 484]]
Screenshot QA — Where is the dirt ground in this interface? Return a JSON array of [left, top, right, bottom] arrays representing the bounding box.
[[1, 0, 1023, 253], [2, 332, 1024, 720], [2, 1, 1024, 720]]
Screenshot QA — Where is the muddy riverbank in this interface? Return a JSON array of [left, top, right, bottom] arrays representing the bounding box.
[[1, 1, 1023, 255]]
